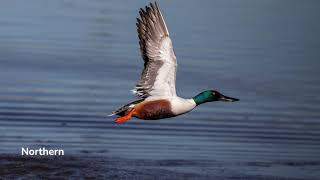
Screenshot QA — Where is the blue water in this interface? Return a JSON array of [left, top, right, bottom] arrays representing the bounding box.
[[0, 0, 320, 179]]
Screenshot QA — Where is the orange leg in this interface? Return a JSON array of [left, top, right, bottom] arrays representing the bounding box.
[[114, 109, 135, 124]]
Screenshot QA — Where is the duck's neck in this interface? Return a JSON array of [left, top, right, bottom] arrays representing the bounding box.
[[192, 93, 209, 106]]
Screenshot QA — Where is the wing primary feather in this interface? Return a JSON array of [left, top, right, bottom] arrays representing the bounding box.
[[133, 2, 177, 98]]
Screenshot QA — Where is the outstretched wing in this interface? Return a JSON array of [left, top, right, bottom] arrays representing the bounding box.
[[133, 2, 177, 99]]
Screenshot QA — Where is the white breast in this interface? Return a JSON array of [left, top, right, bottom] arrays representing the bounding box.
[[170, 97, 196, 116]]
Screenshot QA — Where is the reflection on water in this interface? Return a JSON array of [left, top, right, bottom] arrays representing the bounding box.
[[0, 0, 320, 179]]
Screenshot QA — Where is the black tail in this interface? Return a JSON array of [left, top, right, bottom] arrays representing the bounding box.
[[110, 99, 144, 116]]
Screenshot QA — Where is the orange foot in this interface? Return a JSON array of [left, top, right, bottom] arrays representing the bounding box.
[[114, 109, 134, 124]]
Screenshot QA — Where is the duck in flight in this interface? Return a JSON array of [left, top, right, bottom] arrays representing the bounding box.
[[111, 2, 239, 123]]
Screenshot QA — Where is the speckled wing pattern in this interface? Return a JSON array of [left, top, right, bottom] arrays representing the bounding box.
[[133, 2, 177, 99]]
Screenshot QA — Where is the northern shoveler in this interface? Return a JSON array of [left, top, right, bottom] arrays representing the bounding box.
[[110, 2, 239, 123]]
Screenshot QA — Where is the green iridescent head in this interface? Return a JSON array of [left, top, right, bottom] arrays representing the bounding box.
[[193, 90, 239, 105]]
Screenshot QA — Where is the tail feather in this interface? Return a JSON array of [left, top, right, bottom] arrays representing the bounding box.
[[110, 99, 144, 116], [108, 113, 116, 116]]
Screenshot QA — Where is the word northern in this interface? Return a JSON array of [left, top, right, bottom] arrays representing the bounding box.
[[21, 147, 64, 156]]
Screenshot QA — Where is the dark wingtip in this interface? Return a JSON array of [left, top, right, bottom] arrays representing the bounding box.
[[150, 2, 156, 11], [140, 8, 146, 15], [146, 6, 151, 13], [136, 18, 141, 24]]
